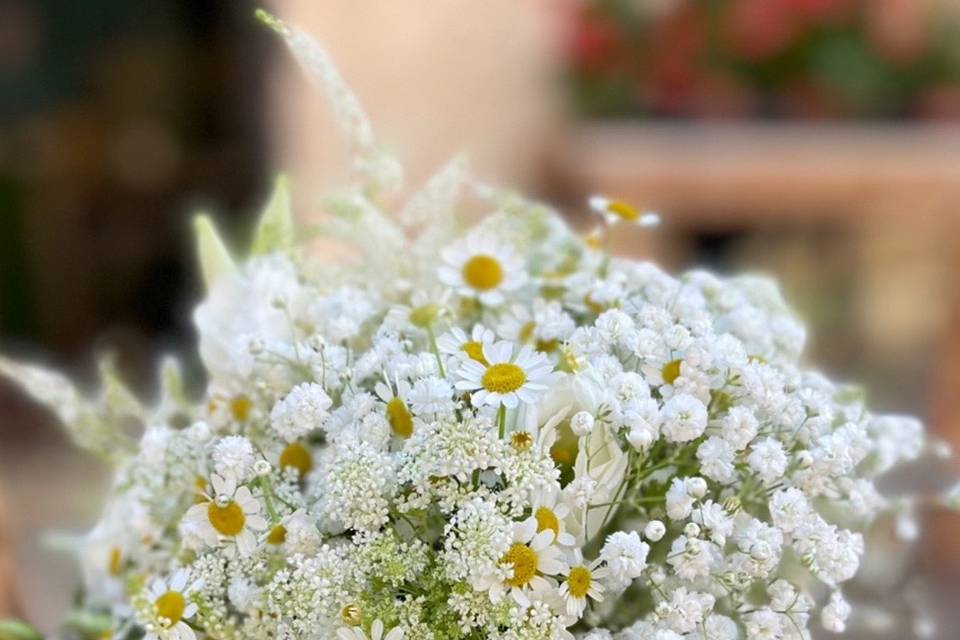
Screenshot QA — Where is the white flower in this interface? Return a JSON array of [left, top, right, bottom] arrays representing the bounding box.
[[407, 375, 454, 416], [455, 341, 555, 409], [142, 568, 201, 640], [437, 324, 495, 365], [475, 518, 567, 607], [821, 591, 851, 633], [666, 477, 695, 521], [181, 473, 267, 557], [588, 195, 660, 227], [744, 609, 784, 640], [269, 382, 332, 442], [697, 436, 736, 483], [748, 438, 788, 485], [530, 486, 576, 547], [558, 549, 607, 617], [599, 531, 649, 591], [769, 488, 812, 534], [643, 520, 666, 542], [338, 619, 404, 640], [659, 393, 708, 443], [720, 406, 758, 450], [570, 411, 596, 437], [212, 435, 256, 482], [439, 232, 526, 305]]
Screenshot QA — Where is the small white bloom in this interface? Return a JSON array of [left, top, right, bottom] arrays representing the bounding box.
[[269, 382, 332, 442], [439, 231, 526, 306], [455, 341, 555, 409], [599, 530, 649, 591], [748, 438, 788, 485], [211, 436, 255, 482], [570, 411, 596, 437], [644, 520, 666, 542], [337, 619, 404, 640], [660, 393, 708, 443]]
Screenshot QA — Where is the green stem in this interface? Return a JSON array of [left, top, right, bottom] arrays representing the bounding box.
[[497, 404, 507, 439], [426, 324, 446, 378], [259, 476, 279, 524]]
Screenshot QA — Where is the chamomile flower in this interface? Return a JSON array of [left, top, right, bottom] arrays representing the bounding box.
[[455, 341, 555, 409], [385, 288, 452, 335], [558, 549, 608, 617], [375, 379, 414, 438], [530, 486, 576, 547], [437, 324, 495, 366], [477, 517, 567, 606], [181, 473, 268, 557], [438, 231, 526, 305], [337, 619, 404, 640], [588, 195, 660, 227], [141, 568, 201, 640]]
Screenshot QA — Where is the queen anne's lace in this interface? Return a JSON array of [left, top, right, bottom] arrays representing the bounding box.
[[2, 11, 955, 640]]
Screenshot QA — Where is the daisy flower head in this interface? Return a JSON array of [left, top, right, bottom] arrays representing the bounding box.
[[375, 379, 414, 438], [437, 324, 495, 366], [181, 473, 268, 557], [385, 288, 452, 334], [142, 568, 201, 640], [480, 517, 567, 606], [438, 231, 526, 305], [558, 549, 608, 618], [530, 486, 576, 547], [337, 619, 404, 640], [588, 195, 660, 228], [456, 341, 556, 409]]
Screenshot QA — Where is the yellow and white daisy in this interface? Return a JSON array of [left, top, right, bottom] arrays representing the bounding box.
[[455, 341, 555, 409], [142, 568, 201, 640], [477, 518, 567, 606], [530, 486, 576, 547], [384, 288, 452, 335], [558, 549, 608, 618], [337, 619, 404, 640], [438, 232, 526, 306], [436, 324, 495, 366], [375, 379, 414, 439], [588, 195, 660, 227], [182, 473, 268, 557]]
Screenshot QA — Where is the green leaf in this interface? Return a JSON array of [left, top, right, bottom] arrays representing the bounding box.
[[193, 214, 236, 291], [251, 174, 295, 255], [0, 619, 43, 640]]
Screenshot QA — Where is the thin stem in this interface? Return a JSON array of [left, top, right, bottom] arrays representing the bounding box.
[[426, 324, 446, 378], [497, 404, 507, 439]]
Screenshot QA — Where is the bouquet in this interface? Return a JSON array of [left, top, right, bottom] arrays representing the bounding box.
[[2, 12, 955, 640]]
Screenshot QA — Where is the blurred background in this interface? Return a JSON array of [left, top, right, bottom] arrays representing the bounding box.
[[1, 0, 959, 636]]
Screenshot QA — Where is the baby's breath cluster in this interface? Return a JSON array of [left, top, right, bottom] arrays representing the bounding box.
[[3, 13, 955, 640]]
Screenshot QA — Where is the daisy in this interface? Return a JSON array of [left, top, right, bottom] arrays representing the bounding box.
[[438, 232, 526, 305], [142, 568, 201, 640], [455, 341, 555, 409], [375, 379, 414, 438], [384, 288, 452, 334], [558, 549, 608, 618], [530, 486, 576, 547], [437, 324, 495, 366], [588, 195, 660, 227], [337, 619, 404, 640], [181, 473, 268, 557], [477, 518, 567, 606]]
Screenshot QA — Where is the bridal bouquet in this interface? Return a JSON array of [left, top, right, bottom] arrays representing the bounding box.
[[2, 12, 954, 640]]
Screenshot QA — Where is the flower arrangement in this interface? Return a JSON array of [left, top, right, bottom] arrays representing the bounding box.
[[2, 11, 957, 640], [566, 0, 960, 119]]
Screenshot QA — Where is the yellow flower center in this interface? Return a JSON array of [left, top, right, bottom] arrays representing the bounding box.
[[341, 603, 362, 626], [662, 359, 682, 385], [155, 590, 186, 627], [108, 547, 123, 576], [462, 254, 504, 291], [280, 443, 314, 477], [566, 566, 593, 598], [409, 303, 440, 328], [230, 395, 253, 422], [503, 543, 539, 588], [535, 507, 560, 538], [511, 431, 534, 452], [606, 200, 640, 221], [461, 341, 489, 365], [519, 321, 537, 344], [386, 397, 414, 438], [267, 525, 287, 545], [207, 500, 245, 536], [482, 363, 526, 394], [584, 293, 607, 314], [536, 338, 559, 353]]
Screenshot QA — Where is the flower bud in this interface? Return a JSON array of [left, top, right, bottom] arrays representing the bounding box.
[[643, 520, 666, 542], [570, 411, 596, 437]]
